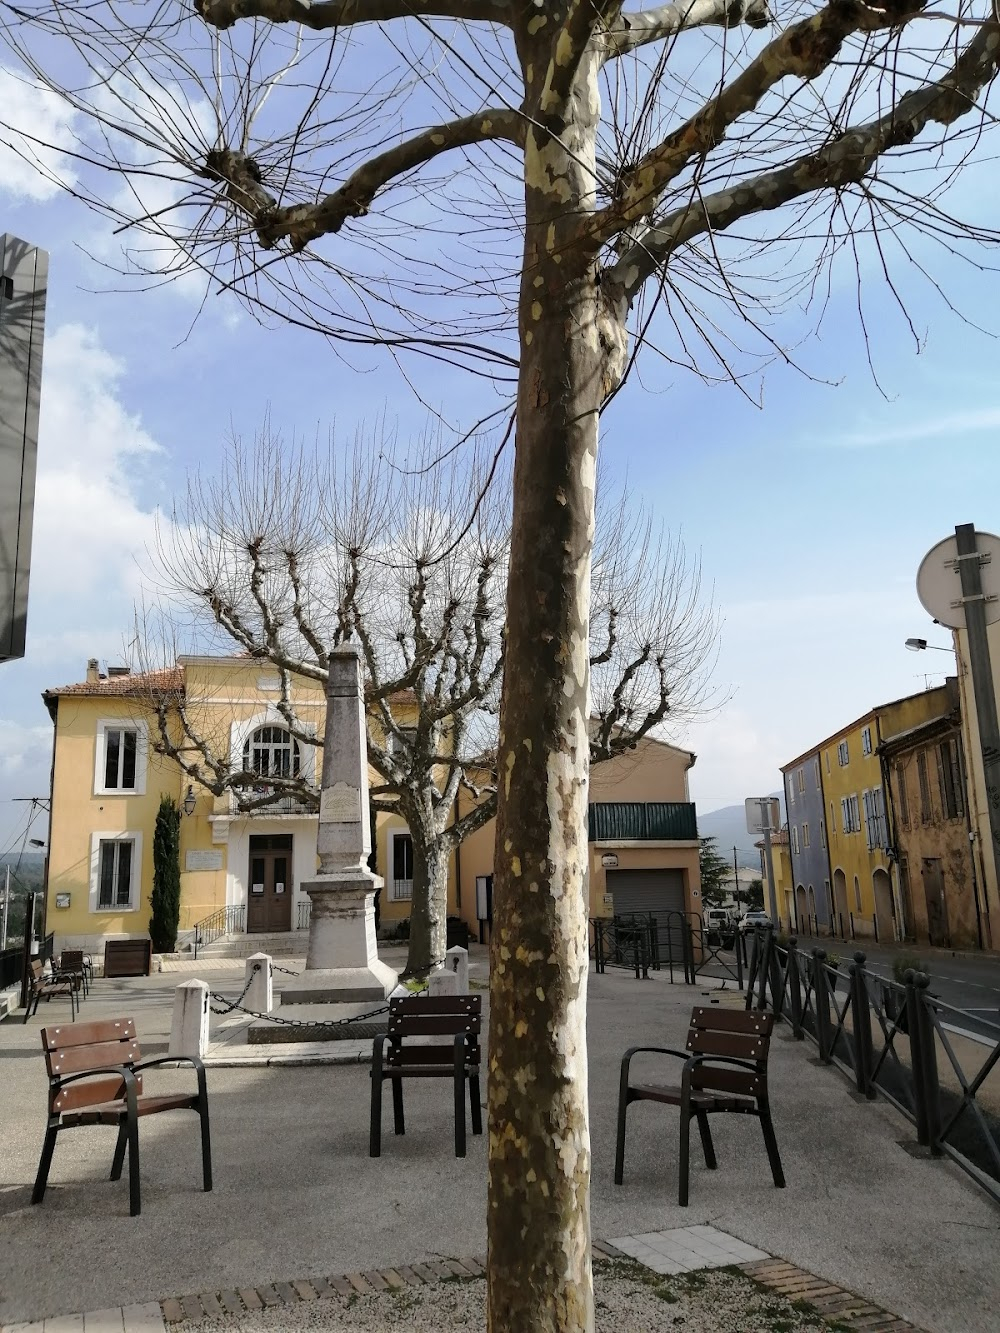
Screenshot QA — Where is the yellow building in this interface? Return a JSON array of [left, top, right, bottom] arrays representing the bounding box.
[[952, 619, 1000, 944], [782, 686, 962, 943], [755, 828, 793, 930], [42, 657, 702, 955]]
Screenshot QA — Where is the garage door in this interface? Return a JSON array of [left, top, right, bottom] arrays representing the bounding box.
[[606, 868, 685, 917]]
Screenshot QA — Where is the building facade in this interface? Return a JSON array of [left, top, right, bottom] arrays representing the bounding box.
[[781, 752, 830, 931], [42, 658, 702, 953]]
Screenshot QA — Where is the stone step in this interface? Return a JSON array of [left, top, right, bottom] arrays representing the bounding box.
[[197, 931, 310, 959]]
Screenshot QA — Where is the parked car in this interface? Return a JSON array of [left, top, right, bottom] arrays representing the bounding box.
[[703, 907, 736, 947], [738, 910, 772, 935]]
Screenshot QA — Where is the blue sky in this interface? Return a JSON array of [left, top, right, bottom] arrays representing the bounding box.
[[1, 40, 997, 855]]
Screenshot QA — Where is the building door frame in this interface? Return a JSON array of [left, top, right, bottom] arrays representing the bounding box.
[[247, 834, 293, 933]]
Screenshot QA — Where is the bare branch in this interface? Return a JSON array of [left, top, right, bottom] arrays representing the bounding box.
[[196, 0, 513, 31], [603, 0, 770, 59]]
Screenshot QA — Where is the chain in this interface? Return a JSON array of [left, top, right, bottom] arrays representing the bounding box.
[[208, 993, 391, 1027], [269, 961, 301, 976], [208, 965, 260, 1015]]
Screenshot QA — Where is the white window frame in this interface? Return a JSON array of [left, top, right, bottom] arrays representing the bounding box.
[[797, 767, 805, 793], [802, 822, 810, 848], [837, 740, 850, 767], [388, 828, 414, 900], [861, 725, 873, 756], [89, 830, 143, 913], [230, 709, 319, 785], [94, 718, 149, 796]]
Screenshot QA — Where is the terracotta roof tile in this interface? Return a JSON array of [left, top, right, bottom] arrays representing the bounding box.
[[44, 667, 184, 699]]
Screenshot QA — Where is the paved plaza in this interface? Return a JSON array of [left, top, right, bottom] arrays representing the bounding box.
[[1, 953, 998, 1331]]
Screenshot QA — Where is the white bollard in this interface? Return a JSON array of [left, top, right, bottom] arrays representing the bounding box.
[[446, 946, 470, 994], [169, 979, 209, 1060], [245, 952, 273, 1014], [429, 968, 460, 997]]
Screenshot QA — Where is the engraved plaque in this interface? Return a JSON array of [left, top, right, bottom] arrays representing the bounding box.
[[320, 782, 362, 824], [185, 849, 224, 871]]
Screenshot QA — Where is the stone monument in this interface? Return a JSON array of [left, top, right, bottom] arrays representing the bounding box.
[[280, 642, 397, 1004]]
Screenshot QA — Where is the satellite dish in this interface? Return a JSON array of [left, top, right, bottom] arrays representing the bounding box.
[[916, 531, 1000, 630]]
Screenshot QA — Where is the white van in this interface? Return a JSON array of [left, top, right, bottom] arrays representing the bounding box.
[[703, 907, 735, 944]]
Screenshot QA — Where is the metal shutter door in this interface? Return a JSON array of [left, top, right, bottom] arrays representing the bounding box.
[[606, 868, 685, 916]]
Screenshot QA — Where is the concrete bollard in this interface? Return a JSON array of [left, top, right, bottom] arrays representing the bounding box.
[[169, 979, 209, 1060], [429, 969, 460, 997], [245, 952, 273, 1014], [446, 946, 469, 994]]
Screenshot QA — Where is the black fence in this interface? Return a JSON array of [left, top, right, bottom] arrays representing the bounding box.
[[590, 911, 748, 987], [747, 929, 1000, 1207], [193, 903, 246, 958], [0, 945, 21, 992]]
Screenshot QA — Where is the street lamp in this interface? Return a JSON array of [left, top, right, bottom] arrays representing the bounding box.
[[905, 638, 952, 653], [182, 785, 197, 817]]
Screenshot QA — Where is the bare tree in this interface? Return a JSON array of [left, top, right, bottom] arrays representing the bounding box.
[[137, 426, 719, 974], [4, 0, 999, 1323]]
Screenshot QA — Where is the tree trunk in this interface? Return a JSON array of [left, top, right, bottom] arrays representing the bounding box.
[[403, 808, 450, 974], [487, 40, 613, 1333]]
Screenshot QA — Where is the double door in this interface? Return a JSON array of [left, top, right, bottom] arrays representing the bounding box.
[[247, 834, 293, 933]]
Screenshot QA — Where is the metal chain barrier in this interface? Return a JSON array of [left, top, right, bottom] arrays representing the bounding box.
[[269, 961, 301, 977], [208, 966, 259, 1016]]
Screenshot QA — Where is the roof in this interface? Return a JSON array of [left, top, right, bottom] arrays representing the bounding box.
[[780, 681, 956, 772], [43, 667, 184, 700]]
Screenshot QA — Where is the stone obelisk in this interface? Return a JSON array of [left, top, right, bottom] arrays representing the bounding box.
[[282, 642, 397, 1003]]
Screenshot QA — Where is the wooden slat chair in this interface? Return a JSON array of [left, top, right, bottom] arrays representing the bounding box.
[[33, 1017, 212, 1217], [23, 958, 78, 1024], [370, 994, 482, 1158], [59, 949, 91, 998], [615, 1006, 785, 1206]]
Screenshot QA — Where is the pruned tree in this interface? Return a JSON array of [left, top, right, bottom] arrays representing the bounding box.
[[4, 0, 999, 1323], [136, 425, 719, 976]]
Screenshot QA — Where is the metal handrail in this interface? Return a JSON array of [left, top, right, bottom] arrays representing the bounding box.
[[193, 903, 246, 959]]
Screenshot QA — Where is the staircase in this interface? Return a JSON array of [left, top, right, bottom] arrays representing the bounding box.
[[195, 929, 311, 960]]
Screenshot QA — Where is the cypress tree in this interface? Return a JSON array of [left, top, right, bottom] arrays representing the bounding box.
[[150, 795, 181, 953]]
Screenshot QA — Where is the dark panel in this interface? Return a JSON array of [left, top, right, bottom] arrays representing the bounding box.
[[588, 802, 698, 842]]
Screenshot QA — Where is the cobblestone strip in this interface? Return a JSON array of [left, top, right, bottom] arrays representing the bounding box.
[[157, 1247, 614, 1323], [739, 1257, 925, 1332]]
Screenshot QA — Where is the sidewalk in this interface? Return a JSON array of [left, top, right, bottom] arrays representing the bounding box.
[[2, 964, 998, 1330]]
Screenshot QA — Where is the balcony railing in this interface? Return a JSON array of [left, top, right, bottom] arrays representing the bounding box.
[[193, 903, 246, 958], [588, 801, 698, 842], [231, 784, 317, 816], [390, 878, 413, 901]]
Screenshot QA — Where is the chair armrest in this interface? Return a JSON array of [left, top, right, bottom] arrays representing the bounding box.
[[52, 1064, 138, 1093], [133, 1055, 206, 1075], [680, 1053, 764, 1105], [621, 1045, 688, 1072]]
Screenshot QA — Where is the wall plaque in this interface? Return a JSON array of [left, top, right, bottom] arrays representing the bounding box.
[[185, 849, 224, 872]]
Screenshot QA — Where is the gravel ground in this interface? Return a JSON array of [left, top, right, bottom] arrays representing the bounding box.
[[188, 1263, 848, 1332]]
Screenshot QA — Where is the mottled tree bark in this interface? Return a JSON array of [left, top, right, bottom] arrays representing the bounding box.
[[401, 797, 450, 974], [487, 31, 622, 1332]]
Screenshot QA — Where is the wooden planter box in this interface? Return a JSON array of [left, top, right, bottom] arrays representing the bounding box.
[[103, 938, 153, 979]]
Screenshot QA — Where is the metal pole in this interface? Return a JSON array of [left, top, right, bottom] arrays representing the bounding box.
[[955, 523, 1000, 914], [1, 866, 8, 951]]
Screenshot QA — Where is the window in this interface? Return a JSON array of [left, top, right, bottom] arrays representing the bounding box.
[[917, 751, 932, 821], [837, 740, 850, 767], [243, 725, 301, 778], [388, 726, 418, 756], [814, 757, 821, 789], [390, 832, 414, 900], [862, 788, 888, 851], [787, 775, 795, 808], [797, 767, 805, 793], [825, 750, 831, 774], [791, 826, 799, 854], [89, 832, 141, 913], [802, 823, 810, 848], [896, 763, 910, 828], [820, 818, 826, 849], [94, 719, 148, 795], [937, 738, 964, 821], [854, 875, 862, 912], [841, 794, 861, 834], [861, 725, 873, 756]]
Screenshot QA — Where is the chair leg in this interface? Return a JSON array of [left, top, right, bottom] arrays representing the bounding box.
[[110, 1122, 128, 1180], [678, 1110, 692, 1207], [31, 1124, 59, 1204], [22, 990, 32, 1023], [126, 1109, 141, 1216], [199, 1099, 213, 1193], [369, 1040, 385, 1157], [453, 1037, 466, 1158], [759, 1103, 785, 1189], [614, 1064, 632, 1185], [469, 1073, 483, 1136], [391, 1077, 405, 1135], [696, 1111, 717, 1169]]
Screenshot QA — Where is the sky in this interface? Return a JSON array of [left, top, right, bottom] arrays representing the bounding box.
[[1, 20, 999, 855]]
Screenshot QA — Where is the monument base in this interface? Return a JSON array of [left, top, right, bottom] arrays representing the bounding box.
[[247, 1000, 390, 1045], [280, 960, 398, 1005]]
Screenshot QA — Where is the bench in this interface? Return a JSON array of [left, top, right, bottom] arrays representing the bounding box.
[[370, 994, 482, 1158], [33, 1017, 212, 1217], [615, 1005, 785, 1205], [23, 958, 78, 1024]]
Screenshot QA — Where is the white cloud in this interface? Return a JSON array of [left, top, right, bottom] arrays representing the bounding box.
[[0, 66, 78, 201], [813, 406, 1000, 449]]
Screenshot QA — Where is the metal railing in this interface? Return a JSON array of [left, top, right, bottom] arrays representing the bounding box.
[[296, 898, 311, 931], [193, 903, 246, 959], [1, 944, 23, 992], [747, 928, 1000, 1207], [590, 911, 709, 984]]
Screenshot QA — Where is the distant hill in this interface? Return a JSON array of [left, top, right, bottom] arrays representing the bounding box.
[[696, 795, 784, 869]]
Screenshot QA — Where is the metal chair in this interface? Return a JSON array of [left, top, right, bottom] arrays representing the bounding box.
[[615, 1005, 785, 1205]]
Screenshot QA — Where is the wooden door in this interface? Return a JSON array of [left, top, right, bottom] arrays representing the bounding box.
[[247, 835, 293, 933], [921, 858, 949, 947]]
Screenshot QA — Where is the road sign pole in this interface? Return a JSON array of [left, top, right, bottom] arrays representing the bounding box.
[[955, 524, 1000, 910], [762, 824, 779, 927]]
